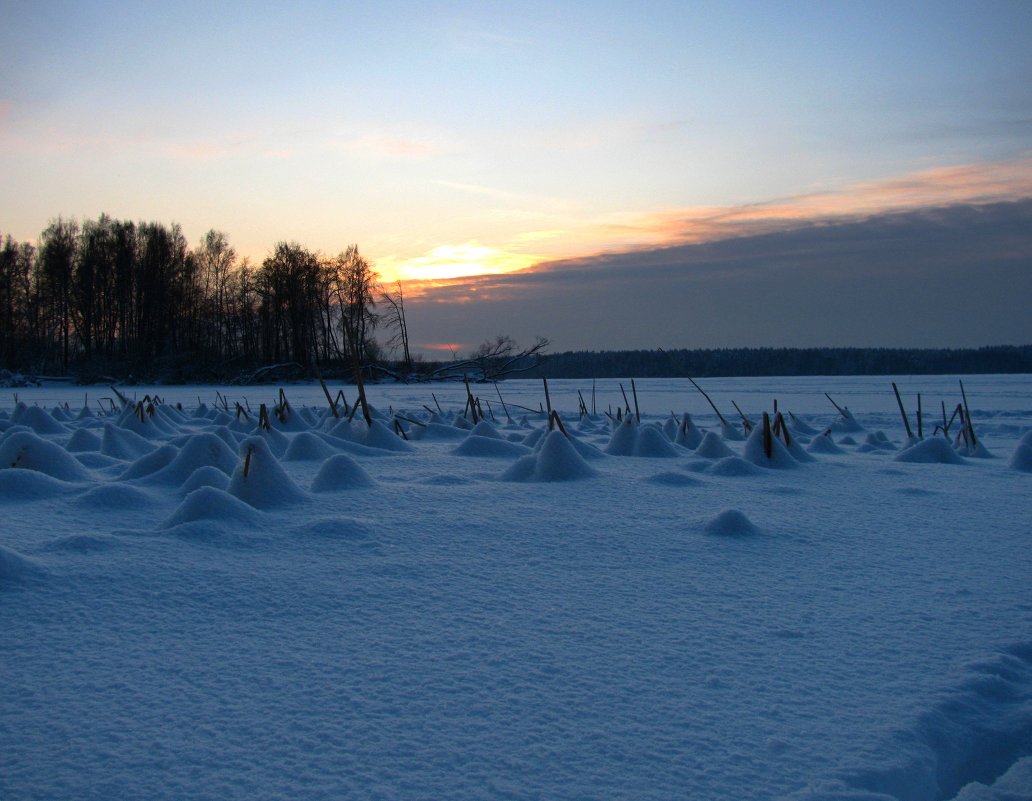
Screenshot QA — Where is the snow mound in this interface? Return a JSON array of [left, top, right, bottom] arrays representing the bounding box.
[[15, 405, 69, 435], [353, 419, 415, 452], [807, 433, 846, 455], [695, 431, 736, 459], [469, 420, 504, 439], [66, 428, 102, 452], [704, 508, 759, 536], [605, 420, 679, 457], [788, 413, 820, 435], [635, 424, 681, 457], [146, 432, 239, 484], [100, 422, 156, 460], [247, 425, 289, 457], [830, 407, 865, 433], [957, 439, 994, 459], [283, 431, 340, 462], [75, 484, 157, 510], [895, 437, 967, 465], [742, 423, 799, 469], [674, 414, 704, 449], [162, 485, 265, 529], [118, 443, 179, 480], [227, 437, 307, 509], [452, 436, 531, 458], [179, 465, 232, 495], [605, 417, 639, 455], [720, 419, 746, 441], [860, 431, 896, 452], [708, 456, 762, 477], [0, 430, 93, 481], [0, 468, 74, 502], [501, 431, 597, 482], [1007, 443, 1032, 473], [0, 543, 45, 584], [310, 454, 376, 492], [114, 406, 166, 439]]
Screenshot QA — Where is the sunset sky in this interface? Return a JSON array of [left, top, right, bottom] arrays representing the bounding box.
[[2, 1, 1031, 353]]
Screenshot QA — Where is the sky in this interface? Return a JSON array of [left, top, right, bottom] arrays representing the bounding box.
[[1, 0, 1031, 354]]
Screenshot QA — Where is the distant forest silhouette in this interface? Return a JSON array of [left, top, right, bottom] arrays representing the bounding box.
[[2, 214, 1029, 384], [527, 346, 1032, 379]]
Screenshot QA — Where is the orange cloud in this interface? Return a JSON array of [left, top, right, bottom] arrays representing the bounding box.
[[630, 154, 1032, 246]]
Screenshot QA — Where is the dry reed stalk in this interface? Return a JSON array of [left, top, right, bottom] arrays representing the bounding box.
[[959, 380, 978, 447], [892, 382, 914, 440], [494, 382, 513, 422], [688, 377, 729, 427], [773, 411, 791, 447], [463, 376, 479, 424], [548, 410, 570, 437], [732, 401, 754, 434], [313, 366, 339, 418], [619, 383, 632, 416], [110, 385, 130, 408]]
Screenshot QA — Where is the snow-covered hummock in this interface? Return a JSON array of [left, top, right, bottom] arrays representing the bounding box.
[[704, 508, 759, 536], [741, 420, 800, 469], [895, 436, 967, 465], [501, 429, 597, 481], [830, 406, 865, 433], [227, 436, 307, 509], [310, 453, 376, 492], [695, 430, 736, 459], [282, 431, 341, 462], [605, 417, 679, 457], [1007, 442, 1032, 473], [807, 431, 846, 455], [0, 430, 93, 481], [674, 413, 704, 450]]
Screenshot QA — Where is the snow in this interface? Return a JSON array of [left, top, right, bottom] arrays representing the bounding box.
[[1, 374, 1031, 801]]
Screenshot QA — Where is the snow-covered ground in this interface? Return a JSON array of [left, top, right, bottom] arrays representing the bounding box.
[[2, 374, 1030, 801]]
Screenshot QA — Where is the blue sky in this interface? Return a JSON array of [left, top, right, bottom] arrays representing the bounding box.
[[2, 1, 1031, 350]]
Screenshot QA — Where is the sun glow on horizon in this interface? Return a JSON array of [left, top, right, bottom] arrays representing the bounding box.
[[377, 243, 539, 284]]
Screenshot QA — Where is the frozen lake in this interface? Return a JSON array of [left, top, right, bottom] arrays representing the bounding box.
[[2, 374, 1031, 801]]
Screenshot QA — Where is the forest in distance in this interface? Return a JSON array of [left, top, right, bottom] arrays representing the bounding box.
[[2, 214, 1030, 385]]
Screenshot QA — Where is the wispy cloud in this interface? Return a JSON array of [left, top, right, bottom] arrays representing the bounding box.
[[520, 153, 1032, 267]]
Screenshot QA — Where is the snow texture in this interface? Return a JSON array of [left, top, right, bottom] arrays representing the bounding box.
[[1, 375, 1031, 801]]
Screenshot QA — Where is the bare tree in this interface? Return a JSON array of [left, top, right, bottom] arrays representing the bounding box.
[[379, 280, 411, 372], [195, 230, 236, 359], [430, 334, 550, 382]]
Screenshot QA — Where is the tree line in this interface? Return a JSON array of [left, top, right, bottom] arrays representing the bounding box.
[[0, 215, 410, 381], [528, 345, 1032, 379]]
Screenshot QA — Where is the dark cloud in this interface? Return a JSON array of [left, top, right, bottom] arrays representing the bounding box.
[[408, 200, 1032, 352]]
